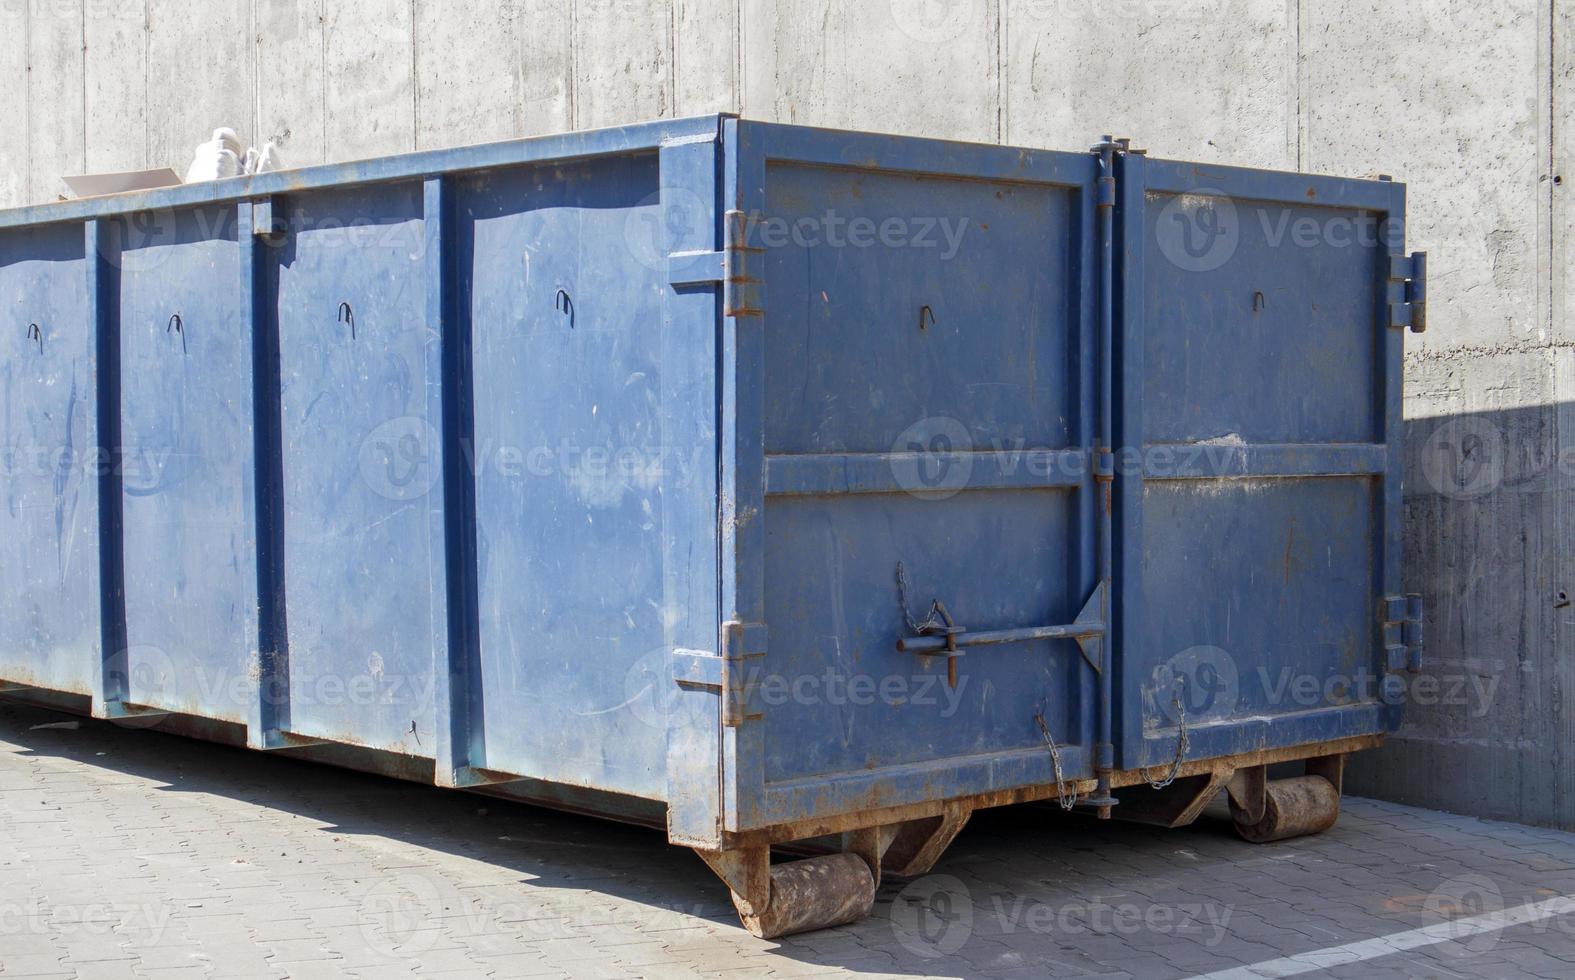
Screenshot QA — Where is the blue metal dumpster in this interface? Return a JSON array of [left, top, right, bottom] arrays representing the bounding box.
[[0, 116, 1426, 936]]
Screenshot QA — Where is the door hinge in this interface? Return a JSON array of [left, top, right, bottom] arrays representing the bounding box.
[[1387, 252, 1427, 332], [1381, 594, 1424, 673], [723, 209, 764, 318], [665, 209, 764, 319], [671, 621, 766, 728]]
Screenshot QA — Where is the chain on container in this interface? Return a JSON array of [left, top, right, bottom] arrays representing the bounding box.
[[1035, 713, 1078, 811], [1147, 695, 1188, 790]]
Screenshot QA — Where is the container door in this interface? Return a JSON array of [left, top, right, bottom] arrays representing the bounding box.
[[117, 206, 255, 721], [1114, 156, 1406, 768], [0, 224, 97, 696], [728, 123, 1103, 828], [274, 184, 436, 755]]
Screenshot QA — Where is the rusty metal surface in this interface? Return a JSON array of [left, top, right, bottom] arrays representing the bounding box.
[[734, 854, 875, 940], [1231, 774, 1342, 843], [722, 734, 1383, 848]]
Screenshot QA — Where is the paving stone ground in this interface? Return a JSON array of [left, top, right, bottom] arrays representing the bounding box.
[[4, 698, 1575, 979]]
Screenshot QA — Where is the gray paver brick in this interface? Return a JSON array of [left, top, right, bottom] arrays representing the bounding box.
[[11, 701, 1575, 979]]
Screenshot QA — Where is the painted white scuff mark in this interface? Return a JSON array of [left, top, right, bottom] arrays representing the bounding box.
[[652, 597, 679, 630], [1162, 433, 1254, 496], [571, 690, 647, 717], [821, 521, 855, 746], [1170, 192, 1223, 211], [361, 503, 416, 533], [1197, 432, 1245, 447], [567, 469, 660, 511], [1149, 478, 1270, 499], [728, 504, 759, 532]]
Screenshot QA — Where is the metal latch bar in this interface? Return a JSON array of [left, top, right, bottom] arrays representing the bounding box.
[[671, 648, 749, 728], [897, 581, 1107, 674], [897, 621, 1103, 653], [667, 249, 726, 286]]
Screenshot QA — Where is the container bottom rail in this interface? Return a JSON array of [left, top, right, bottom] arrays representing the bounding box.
[[691, 739, 1369, 938]]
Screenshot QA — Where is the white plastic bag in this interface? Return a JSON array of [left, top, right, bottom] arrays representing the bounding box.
[[252, 141, 283, 174], [184, 129, 285, 182], [184, 128, 245, 183]]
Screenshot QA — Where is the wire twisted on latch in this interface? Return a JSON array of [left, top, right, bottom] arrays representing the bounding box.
[[1034, 712, 1078, 810], [895, 561, 947, 635], [1146, 691, 1189, 790]]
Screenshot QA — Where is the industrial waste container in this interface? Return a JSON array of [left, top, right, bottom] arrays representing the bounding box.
[[0, 115, 1427, 936]]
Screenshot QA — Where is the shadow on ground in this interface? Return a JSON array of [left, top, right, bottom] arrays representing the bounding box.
[[0, 697, 1373, 978]]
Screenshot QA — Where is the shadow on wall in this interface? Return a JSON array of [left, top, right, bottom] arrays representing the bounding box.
[[1347, 402, 1573, 830]]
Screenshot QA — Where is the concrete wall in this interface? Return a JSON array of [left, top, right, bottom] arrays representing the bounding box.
[[0, 0, 1569, 827]]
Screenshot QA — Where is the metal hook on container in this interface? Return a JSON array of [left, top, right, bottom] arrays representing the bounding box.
[[167, 313, 187, 354], [555, 288, 575, 329], [26, 323, 41, 354], [338, 301, 356, 340], [919, 305, 936, 331]]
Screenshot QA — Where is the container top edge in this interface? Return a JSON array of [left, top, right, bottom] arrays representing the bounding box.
[[0, 114, 731, 231]]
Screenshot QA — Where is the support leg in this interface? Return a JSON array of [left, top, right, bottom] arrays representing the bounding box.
[[696, 841, 878, 939], [882, 802, 972, 877], [1112, 771, 1228, 829]]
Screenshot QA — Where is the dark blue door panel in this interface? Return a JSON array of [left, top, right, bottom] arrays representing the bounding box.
[[1142, 196, 1382, 445], [1136, 479, 1375, 740], [118, 206, 254, 721], [762, 490, 1085, 783], [1116, 157, 1404, 768], [0, 225, 97, 695], [462, 155, 670, 798], [275, 183, 436, 755], [744, 135, 1100, 820], [763, 163, 1077, 455]]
